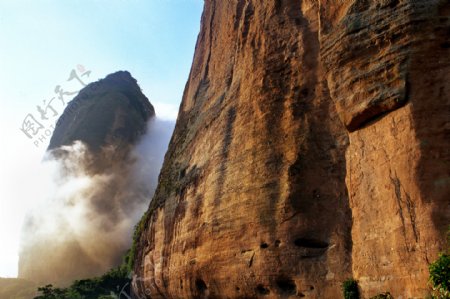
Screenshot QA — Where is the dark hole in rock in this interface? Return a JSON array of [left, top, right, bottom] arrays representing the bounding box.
[[179, 168, 186, 179], [195, 279, 207, 293], [313, 189, 320, 199], [441, 41, 450, 49], [276, 278, 297, 295], [299, 292, 306, 297], [388, 0, 399, 8], [300, 88, 309, 97], [275, 240, 281, 247], [236, 286, 240, 291], [256, 284, 270, 295], [294, 238, 329, 249], [260, 242, 269, 249]]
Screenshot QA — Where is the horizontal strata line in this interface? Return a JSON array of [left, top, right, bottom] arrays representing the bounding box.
[[320, 8, 435, 54], [320, 18, 429, 56]]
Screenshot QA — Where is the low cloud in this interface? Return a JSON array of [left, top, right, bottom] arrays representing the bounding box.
[[18, 118, 174, 286]]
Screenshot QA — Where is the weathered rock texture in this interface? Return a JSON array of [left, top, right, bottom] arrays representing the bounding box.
[[133, 1, 449, 298], [19, 71, 155, 285]]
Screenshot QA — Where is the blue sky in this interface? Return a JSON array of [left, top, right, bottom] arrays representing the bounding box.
[[0, 0, 203, 277]]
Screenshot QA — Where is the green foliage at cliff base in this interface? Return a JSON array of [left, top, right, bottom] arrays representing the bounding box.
[[342, 278, 360, 299], [429, 253, 450, 299], [34, 264, 130, 299]]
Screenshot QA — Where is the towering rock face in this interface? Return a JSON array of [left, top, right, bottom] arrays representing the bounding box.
[[321, 1, 450, 296], [19, 71, 155, 285], [133, 1, 449, 298]]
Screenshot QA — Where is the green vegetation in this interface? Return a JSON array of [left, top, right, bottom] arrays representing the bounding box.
[[342, 278, 360, 299], [127, 210, 149, 271], [427, 226, 450, 299], [370, 292, 394, 299], [429, 253, 450, 299], [34, 264, 131, 299], [33, 214, 150, 299]]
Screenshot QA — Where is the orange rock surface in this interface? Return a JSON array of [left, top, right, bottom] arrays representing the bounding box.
[[133, 1, 449, 298]]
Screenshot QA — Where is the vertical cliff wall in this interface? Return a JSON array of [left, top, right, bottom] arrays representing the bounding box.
[[321, 1, 450, 297], [133, 1, 449, 298]]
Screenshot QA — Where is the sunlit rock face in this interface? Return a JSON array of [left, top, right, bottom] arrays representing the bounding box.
[[19, 71, 155, 286], [322, 1, 450, 297], [132, 0, 449, 298]]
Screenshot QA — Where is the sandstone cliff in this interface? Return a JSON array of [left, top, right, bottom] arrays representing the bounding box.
[[133, 1, 449, 298], [19, 71, 155, 286]]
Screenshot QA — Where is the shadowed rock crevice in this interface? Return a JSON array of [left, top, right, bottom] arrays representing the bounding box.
[[275, 277, 297, 295], [408, 0, 449, 264], [214, 107, 237, 206], [195, 278, 207, 293], [256, 284, 270, 295], [294, 238, 329, 249]]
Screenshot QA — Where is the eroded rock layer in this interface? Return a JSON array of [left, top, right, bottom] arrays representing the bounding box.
[[133, 1, 449, 298]]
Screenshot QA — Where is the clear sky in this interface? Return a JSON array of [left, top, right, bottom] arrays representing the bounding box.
[[0, 0, 203, 278]]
